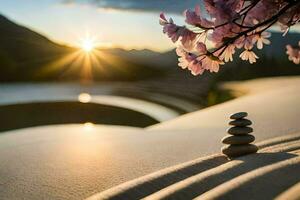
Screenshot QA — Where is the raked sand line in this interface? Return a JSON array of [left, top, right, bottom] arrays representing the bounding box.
[[197, 156, 300, 200], [260, 140, 300, 153], [86, 155, 228, 200], [275, 182, 300, 200], [257, 131, 300, 149], [86, 133, 300, 200]]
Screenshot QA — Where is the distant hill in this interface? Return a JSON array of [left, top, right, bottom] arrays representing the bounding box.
[[0, 14, 161, 82], [0, 15, 70, 59], [99, 48, 177, 70], [0, 14, 72, 81]]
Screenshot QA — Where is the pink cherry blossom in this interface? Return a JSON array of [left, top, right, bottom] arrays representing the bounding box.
[[160, 13, 198, 50], [235, 35, 255, 50], [196, 42, 207, 54], [252, 32, 271, 49], [240, 50, 259, 64], [202, 55, 224, 73], [286, 44, 300, 64], [184, 5, 214, 28], [220, 45, 236, 62], [176, 46, 206, 75], [203, 0, 242, 25], [176, 47, 194, 69], [210, 24, 241, 47], [179, 29, 198, 51], [188, 59, 205, 75]]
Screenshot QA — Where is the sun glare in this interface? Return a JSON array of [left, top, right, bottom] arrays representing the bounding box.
[[81, 39, 95, 52]]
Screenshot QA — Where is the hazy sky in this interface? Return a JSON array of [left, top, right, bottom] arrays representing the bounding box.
[[0, 0, 197, 52]]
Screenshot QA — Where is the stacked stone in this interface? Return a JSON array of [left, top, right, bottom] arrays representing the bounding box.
[[222, 112, 258, 158]]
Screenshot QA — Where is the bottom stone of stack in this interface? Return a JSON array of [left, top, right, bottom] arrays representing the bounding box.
[[222, 144, 258, 158]]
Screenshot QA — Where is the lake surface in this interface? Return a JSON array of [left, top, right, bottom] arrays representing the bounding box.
[[0, 83, 197, 130]]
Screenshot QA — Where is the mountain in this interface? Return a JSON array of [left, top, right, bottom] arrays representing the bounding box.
[[0, 14, 72, 80], [0, 15, 70, 58], [0, 14, 162, 82], [99, 48, 177, 70]]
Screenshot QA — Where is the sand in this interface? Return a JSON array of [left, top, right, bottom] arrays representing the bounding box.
[[0, 76, 300, 199]]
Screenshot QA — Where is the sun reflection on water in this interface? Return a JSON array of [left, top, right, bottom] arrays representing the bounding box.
[[83, 122, 95, 131], [78, 93, 91, 103]]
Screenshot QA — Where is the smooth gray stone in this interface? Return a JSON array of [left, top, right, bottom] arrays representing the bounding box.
[[227, 127, 253, 135], [222, 134, 255, 145], [221, 144, 258, 157], [230, 112, 248, 119], [229, 119, 252, 127]]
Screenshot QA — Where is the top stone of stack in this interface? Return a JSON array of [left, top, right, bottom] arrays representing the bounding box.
[[230, 112, 248, 120]]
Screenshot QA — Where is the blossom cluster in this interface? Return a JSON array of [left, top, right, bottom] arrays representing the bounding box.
[[160, 0, 300, 75], [286, 42, 300, 64]]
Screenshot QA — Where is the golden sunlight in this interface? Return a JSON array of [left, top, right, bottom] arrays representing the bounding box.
[[81, 38, 95, 52], [39, 33, 119, 83]]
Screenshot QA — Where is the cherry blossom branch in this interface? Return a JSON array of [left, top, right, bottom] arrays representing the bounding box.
[[210, 1, 299, 54], [160, 0, 300, 76]]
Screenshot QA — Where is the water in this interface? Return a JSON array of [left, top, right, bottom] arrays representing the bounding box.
[[0, 83, 183, 130]]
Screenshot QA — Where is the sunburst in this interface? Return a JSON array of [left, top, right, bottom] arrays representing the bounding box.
[[81, 38, 95, 53], [37, 33, 122, 83]]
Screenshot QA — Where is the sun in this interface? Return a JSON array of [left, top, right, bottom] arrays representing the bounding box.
[[81, 38, 95, 52]]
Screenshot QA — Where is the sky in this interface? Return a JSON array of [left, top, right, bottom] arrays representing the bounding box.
[[0, 0, 199, 52]]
